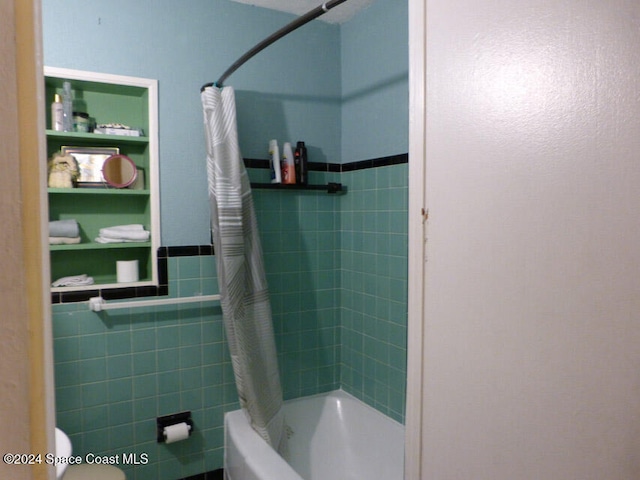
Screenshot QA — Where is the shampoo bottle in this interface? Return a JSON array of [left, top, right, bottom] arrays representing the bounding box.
[[282, 142, 296, 184], [294, 141, 308, 185], [51, 94, 64, 131], [269, 139, 282, 184]]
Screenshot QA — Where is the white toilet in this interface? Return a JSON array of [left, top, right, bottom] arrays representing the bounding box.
[[55, 428, 125, 480], [63, 464, 125, 480]]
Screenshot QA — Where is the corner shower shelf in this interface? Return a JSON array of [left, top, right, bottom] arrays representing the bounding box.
[[250, 182, 344, 194]]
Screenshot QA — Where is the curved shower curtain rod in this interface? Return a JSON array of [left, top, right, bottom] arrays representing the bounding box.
[[200, 0, 349, 90]]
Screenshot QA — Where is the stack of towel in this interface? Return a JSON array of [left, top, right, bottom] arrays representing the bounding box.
[[95, 224, 150, 243], [49, 219, 81, 245]]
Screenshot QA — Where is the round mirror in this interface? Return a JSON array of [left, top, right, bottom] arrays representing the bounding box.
[[102, 154, 137, 188]]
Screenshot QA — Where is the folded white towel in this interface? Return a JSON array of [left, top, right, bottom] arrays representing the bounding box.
[[52, 274, 95, 287], [49, 236, 81, 245], [98, 224, 150, 242], [101, 224, 145, 232], [94, 236, 149, 244]]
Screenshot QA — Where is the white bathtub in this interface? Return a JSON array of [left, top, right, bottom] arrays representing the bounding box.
[[224, 389, 404, 480]]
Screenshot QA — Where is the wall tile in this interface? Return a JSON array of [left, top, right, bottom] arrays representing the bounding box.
[[339, 164, 408, 420], [52, 293, 233, 480]]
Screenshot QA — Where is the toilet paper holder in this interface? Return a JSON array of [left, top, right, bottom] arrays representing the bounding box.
[[156, 411, 194, 443]]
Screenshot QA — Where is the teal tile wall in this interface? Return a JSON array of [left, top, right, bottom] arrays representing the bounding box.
[[248, 163, 408, 420], [53, 255, 236, 480], [249, 168, 343, 399], [52, 162, 407, 479], [339, 164, 408, 422]]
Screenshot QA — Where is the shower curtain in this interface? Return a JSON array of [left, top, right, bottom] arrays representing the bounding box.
[[201, 85, 287, 455]]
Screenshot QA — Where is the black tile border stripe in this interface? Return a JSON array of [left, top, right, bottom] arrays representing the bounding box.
[[52, 153, 407, 304], [340, 153, 408, 172], [165, 244, 214, 257], [244, 152, 407, 172], [180, 468, 224, 480]]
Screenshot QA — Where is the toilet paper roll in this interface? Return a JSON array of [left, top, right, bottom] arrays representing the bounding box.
[[116, 260, 139, 283], [164, 422, 191, 444]]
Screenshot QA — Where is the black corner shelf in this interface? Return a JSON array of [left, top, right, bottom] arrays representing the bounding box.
[[250, 182, 344, 194]]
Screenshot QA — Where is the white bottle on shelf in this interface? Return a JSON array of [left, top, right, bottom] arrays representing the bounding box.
[[51, 94, 64, 131], [269, 139, 282, 184]]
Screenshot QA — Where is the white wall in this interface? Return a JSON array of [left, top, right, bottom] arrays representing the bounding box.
[[420, 0, 640, 478]]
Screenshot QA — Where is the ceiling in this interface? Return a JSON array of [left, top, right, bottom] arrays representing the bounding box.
[[228, 0, 373, 24]]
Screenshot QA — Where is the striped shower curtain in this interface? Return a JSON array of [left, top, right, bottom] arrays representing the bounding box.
[[201, 85, 287, 455]]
